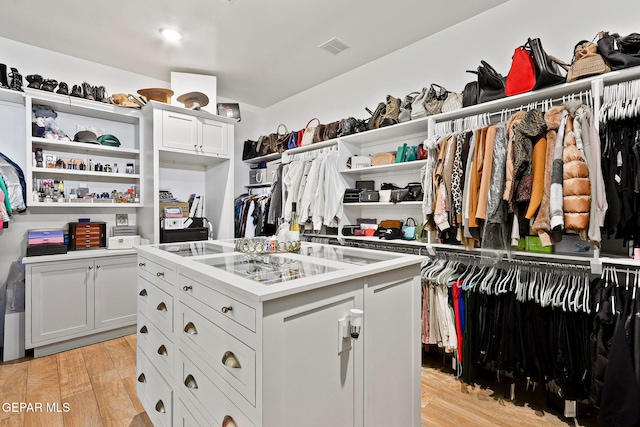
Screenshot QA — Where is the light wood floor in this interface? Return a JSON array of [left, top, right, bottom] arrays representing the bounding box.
[[1, 336, 600, 426]]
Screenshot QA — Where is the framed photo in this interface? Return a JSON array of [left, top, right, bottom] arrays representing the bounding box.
[[116, 213, 129, 226], [217, 103, 241, 122]]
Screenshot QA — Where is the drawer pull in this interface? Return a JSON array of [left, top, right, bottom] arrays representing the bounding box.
[[182, 285, 193, 291], [157, 345, 168, 356], [184, 374, 198, 389], [156, 302, 168, 311], [222, 351, 241, 369], [137, 373, 146, 383], [156, 272, 165, 277], [222, 415, 237, 427], [138, 262, 146, 267], [88, 266, 93, 270], [96, 265, 101, 269], [139, 289, 148, 297], [139, 325, 148, 334], [183, 322, 198, 335], [221, 306, 233, 314], [155, 400, 166, 413]]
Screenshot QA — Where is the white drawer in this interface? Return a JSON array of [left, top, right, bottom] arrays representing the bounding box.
[[138, 256, 176, 289], [137, 311, 173, 379], [176, 394, 211, 427], [179, 350, 255, 427], [138, 277, 173, 333], [180, 274, 256, 332], [178, 302, 256, 406], [137, 347, 173, 427]]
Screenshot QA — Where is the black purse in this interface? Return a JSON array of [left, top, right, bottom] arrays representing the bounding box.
[[468, 60, 506, 104], [597, 32, 640, 71], [529, 38, 568, 90], [462, 80, 478, 108], [242, 139, 258, 160]]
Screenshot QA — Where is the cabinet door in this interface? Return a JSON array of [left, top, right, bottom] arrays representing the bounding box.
[[162, 110, 199, 152], [29, 260, 95, 344], [94, 256, 137, 329], [200, 118, 228, 155], [263, 283, 363, 426]]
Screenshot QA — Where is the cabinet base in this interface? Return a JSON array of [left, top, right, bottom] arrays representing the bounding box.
[[32, 324, 136, 358]]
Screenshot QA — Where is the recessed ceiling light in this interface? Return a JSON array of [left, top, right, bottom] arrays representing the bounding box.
[[160, 28, 183, 42]]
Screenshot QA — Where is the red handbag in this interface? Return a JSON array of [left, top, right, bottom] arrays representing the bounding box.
[[418, 144, 428, 160], [505, 45, 536, 96]]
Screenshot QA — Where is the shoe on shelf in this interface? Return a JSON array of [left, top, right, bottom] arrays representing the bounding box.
[[70, 84, 82, 97], [0, 64, 7, 88], [26, 74, 43, 89], [41, 79, 58, 92], [56, 82, 69, 95], [366, 102, 386, 130], [8, 67, 23, 91], [82, 82, 94, 100]]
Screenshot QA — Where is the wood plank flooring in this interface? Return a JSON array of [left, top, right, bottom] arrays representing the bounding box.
[[0, 336, 601, 426]]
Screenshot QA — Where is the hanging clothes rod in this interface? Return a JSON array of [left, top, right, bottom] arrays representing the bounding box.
[[282, 143, 337, 164]]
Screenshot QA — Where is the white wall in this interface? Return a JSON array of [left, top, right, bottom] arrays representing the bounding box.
[[262, 0, 638, 130]]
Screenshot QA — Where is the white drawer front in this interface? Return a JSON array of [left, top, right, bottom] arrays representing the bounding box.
[[179, 351, 255, 427], [137, 347, 173, 427], [180, 274, 256, 332], [138, 256, 176, 288], [178, 302, 256, 406], [138, 277, 173, 333], [137, 311, 173, 378]]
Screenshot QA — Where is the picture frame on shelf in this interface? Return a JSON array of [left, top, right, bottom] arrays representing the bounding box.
[[116, 213, 129, 226]]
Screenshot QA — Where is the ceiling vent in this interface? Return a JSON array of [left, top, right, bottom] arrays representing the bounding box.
[[318, 37, 351, 55]]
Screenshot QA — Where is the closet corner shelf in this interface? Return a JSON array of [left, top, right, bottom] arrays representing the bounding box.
[[340, 159, 428, 175], [243, 152, 281, 165], [32, 137, 139, 156], [158, 149, 228, 167]]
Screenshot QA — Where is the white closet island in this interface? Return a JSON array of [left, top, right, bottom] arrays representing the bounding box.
[[135, 240, 422, 427]]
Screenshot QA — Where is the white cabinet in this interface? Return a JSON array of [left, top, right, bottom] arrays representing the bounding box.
[[136, 241, 422, 427], [161, 109, 229, 156], [24, 88, 143, 208], [24, 251, 138, 357], [140, 101, 236, 243]]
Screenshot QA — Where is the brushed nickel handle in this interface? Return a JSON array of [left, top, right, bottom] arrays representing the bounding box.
[[221, 306, 233, 314], [183, 322, 198, 335], [222, 415, 237, 427], [222, 351, 241, 369], [194, 144, 198, 149], [88, 266, 93, 270], [139, 289, 148, 296], [155, 400, 165, 413], [156, 302, 167, 311], [156, 272, 164, 277], [137, 373, 146, 383], [157, 345, 168, 356], [184, 374, 198, 389], [138, 262, 146, 267], [182, 285, 192, 291], [96, 265, 101, 269], [139, 325, 148, 334]]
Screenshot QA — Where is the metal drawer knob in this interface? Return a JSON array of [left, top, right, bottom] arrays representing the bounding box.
[[88, 266, 93, 270], [155, 400, 166, 413], [139, 289, 148, 296], [222, 351, 241, 369], [222, 415, 237, 427], [156, 272, 164, 277], [139, 325, 148, 334], [221, 306, 233, 314], [156, 302, 168, 311], [157, 345, 168, 356], [183, 322, 198, 335], [96, 265, 101, 269], [183, 285, 192, 291], [137, 373, 146, 383], [139, 262, 146, 267], [184, 374, 198, 389]]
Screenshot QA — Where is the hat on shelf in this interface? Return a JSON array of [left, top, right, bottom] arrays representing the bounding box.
[[137, 87, 174, 103], [73, 130, 100, 144], [176, 91, 209, 110], [32, 104, 58, 119], [97, 134, 121, 147], [109, 93, 139, 108]]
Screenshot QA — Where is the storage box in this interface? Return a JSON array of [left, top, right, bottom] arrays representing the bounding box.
[[359, 190, 379, 202], [250, 167, 268, 185], [68, 222, 106, 250], [351, 156, 371, 169], [107, 235, 141, 250], [525, 236, 553, 254], [159, 201, 190, 217], [28, 229, 64, 245], [356, 180, 375, 191], [379, 190, 391, 202], [266, 160, 281, 183]]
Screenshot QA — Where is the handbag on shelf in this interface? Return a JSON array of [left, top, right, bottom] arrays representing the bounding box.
[[529, 37, 568, 90], [242, 139, 258, 160], [312, 123, 326, 143], [366, 102, 386, 130], [256, 134, 274, 156], [359, 190, 379, 202], [273, 123, 290, 153], [402, 218, 417, 240], [338, 117, 358, 137], [371, 152, 395, 166], [418, 144, 428, 160], [300, 118, 320, 146], [379, 227, 403, 240], [395, 143, 408, 163], [462, 80, 479, 107], [505, 44, 537, 96], [410, 87, 429, 120], [469, 60, 506, 104], [390, 188, 411, 203], [567, 40, 611, 83], [425, 84, 449, 116], [441, 92, 463, 113], [287, 132, 299, 149], [323, 121, 340, 140], [399, 91, 420, 122], [405, 182, 423, 201], [597, 31, 640, 71]]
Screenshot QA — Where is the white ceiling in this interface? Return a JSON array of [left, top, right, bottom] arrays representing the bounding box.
[[0, 0, 508, 108]]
